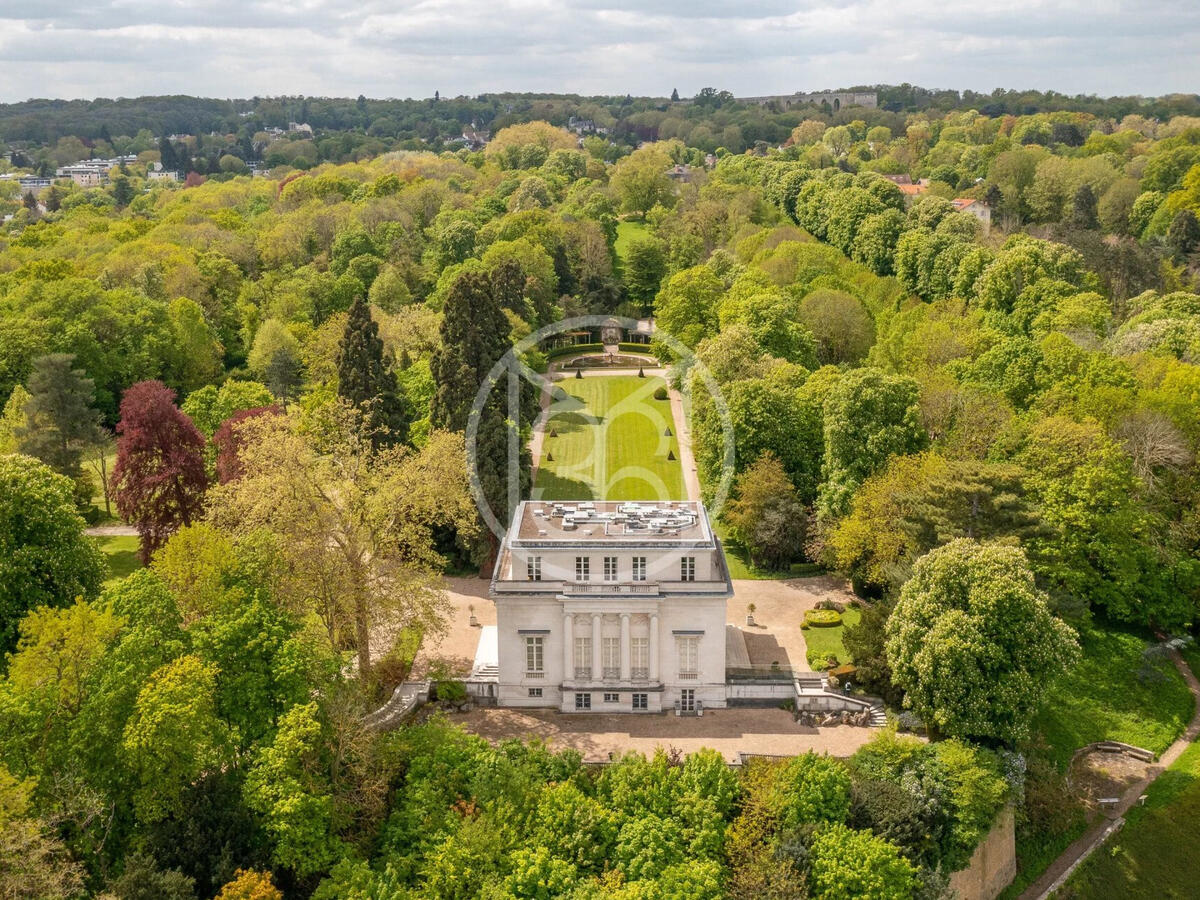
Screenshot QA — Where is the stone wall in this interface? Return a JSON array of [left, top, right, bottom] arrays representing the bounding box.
[[948, 804, 1017, 900]]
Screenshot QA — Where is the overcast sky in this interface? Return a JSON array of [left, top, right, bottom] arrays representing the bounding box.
[[0, 0, 1196, 103]]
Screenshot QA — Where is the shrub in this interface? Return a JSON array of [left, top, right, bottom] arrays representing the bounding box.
[[653, 386, 669, 401], [805, 608, 843, 627], [435, 680, 467, 703]]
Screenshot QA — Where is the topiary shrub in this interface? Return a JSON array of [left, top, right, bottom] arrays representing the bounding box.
[[804, 608, 843, 627], [653, 386, 668, 401]]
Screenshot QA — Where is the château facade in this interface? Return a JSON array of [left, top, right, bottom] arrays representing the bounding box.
[[487, 501, 733, 713]]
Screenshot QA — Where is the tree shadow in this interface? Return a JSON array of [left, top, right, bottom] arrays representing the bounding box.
[[532, 470, 595, 501]]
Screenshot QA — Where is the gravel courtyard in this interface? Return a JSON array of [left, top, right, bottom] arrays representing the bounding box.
[[448, 706, 880, 762]]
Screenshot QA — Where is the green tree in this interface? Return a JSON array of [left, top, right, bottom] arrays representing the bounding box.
[[167, 298, 223, 394], [181, 380, 274, 437], [15, 353, 102, 484], [886, 539, 1080, 743], [610, 145, 674, 218], [247, 320, 302, 400], [0, 765, 86, 899], [0, 455, 104, 655], [0, 384, 31, 454], [770, 752, 852, 830], [806, 823, 919, 900], [653, 265, 723, 352], [819, 368, 926, 518], [122, 654, 233, 822], [1167, 209, 1200, 260], [337, 294, 410, 448], [244, 702, 346, 877], [623, 237, 667, 307], [798, 290, 875, 365], [724, 452, 808, 570]]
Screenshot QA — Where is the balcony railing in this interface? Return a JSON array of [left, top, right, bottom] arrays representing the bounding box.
[[574, 667, 592, 680], [525, 671, 544, 679], [631, 667, 649, 680], [602, 667, 620, 680], [678, 671, 698, 680], [562, 582, 660, 596]]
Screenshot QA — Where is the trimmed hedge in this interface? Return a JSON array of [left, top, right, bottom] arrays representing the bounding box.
[[543, 343, 603, 361], [804, 608, 843, 627]]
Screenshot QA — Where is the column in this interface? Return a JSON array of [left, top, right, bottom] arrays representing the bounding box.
[[562, 612, 573, 681], [591, 613, 602, 681], [620, 613, 631, 682], [649, 613, 660, 683]]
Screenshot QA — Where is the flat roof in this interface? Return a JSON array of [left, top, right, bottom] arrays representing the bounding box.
[[511, 500, 713, 545]]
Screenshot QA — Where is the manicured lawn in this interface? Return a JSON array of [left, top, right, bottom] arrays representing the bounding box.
[[94, 534, 143, 587], [1031, 625, 1194, 767], [713, 521, 824, 580], [614, 220, 650, 262], [802, 606, 861, 670], [535, 375, 684, 502], [1064, 739, 1200, 898]]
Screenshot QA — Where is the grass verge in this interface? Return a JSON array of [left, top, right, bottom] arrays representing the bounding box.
[[803, 606, 861, 670], [1031, 624, 1194, 767], [94, 534, 143, 587]]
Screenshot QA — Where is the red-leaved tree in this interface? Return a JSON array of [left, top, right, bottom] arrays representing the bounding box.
[[212, 405, 281, 484], [112, 380, 209, 563]]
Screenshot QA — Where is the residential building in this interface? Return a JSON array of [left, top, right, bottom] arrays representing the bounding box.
[[951, 197, 992, 234], [483, 501, 733, 714]]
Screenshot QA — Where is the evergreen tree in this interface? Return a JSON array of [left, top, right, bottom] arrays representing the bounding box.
[[16, 353, 102, 486], [1167, 209, 1200, 260], [1070, 183, 1098, 230], [112, 175, 135, 209], [430, 269, 511, 431], [336, 294, 410, 448], [671, 88, 680, 102], [159, 136, 177, 171], [430, 269, 527, 543]]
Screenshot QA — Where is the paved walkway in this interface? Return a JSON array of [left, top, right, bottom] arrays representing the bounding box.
[[1019, 650, 1200, 899], [84, 524, 137, 536]]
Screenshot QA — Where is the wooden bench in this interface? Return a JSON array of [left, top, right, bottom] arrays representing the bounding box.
[[1098, 797, 1121, 810]]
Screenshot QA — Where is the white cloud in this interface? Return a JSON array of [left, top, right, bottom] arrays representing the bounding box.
[[0, 0, 1195, 102]]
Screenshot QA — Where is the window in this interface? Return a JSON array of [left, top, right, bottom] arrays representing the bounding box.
[[632, 693, 648, 710], [575, 692, 591, 710], [574, 636, 592, 679], [602, 637, 620, 680], [528, 687, 543, 698], [631, 637, 649, 680], [678, 636, 699, 679], [525, 636, 544, 676], [680, 689, 695, 712], [603, 692, 620, 703], [680, 556, 695, 582], [526, 556, 542, 581], [632, 556, 647, 581], [603, 556, 618, 582], [575, 556, 590, 582]]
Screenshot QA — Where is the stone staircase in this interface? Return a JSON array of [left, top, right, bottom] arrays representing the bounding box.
[[793, 671, 887, 728], [794, 671, 828, 692]]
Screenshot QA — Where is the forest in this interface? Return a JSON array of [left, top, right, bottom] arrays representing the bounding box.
[[1, 94, 1200, 898]]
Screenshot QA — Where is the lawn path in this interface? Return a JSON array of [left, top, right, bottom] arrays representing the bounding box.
[[85, 524, 137, 536], [1020, 650, 1200, 900]]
